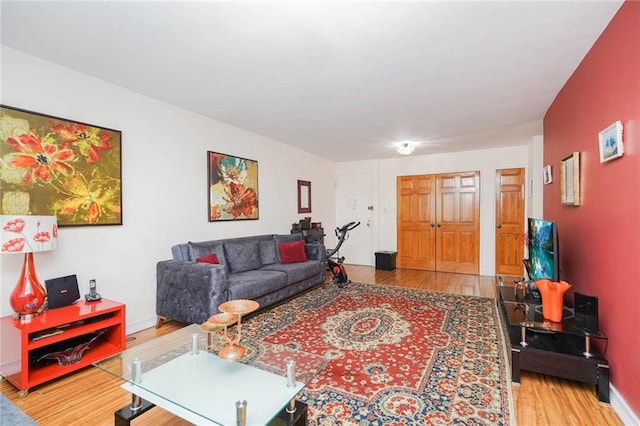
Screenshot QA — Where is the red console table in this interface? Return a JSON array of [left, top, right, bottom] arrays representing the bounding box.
[[0, 298, 126, 396]]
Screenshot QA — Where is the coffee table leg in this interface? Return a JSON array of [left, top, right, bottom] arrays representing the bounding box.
[[274, 400, 307, 426], [114, 395, 156, 426]]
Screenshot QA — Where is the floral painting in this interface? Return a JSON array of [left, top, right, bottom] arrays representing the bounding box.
[[0, 105, 122, 226], [208, 151, 258, 221]]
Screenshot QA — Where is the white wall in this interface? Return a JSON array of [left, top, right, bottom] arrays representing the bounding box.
[[0, 47, 336, 332], [528, 135, 544, 219], [338, 144, 535, 276]]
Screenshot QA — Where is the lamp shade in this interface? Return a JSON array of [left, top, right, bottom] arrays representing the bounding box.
[[1, 215, 58, 254], [1, 215, 58, 318]]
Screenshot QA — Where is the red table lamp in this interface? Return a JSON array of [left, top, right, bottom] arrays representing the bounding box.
[[1, 215, 58, 319]]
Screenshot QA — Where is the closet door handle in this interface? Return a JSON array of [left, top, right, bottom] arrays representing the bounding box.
[[430, 223, 435, 228], [437, 224, 442, 228], [496, 224, 502, 228]]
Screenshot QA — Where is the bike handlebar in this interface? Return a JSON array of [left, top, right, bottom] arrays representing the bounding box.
[[328, 221, 361, 258], [336, 221, 360, 234]]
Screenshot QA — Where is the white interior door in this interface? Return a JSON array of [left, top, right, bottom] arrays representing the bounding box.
[[336, 173, 374, 266]]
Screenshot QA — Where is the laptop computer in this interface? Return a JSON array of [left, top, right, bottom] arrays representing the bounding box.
[[45, 274, 81, 309]]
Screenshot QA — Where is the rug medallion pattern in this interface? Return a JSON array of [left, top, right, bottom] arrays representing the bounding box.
[[242, 282, 513, 425]]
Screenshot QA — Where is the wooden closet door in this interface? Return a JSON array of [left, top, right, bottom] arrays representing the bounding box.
[[396, 175, 436, 270], [435, 171, 480, 274], [495, 168, 525, 276]]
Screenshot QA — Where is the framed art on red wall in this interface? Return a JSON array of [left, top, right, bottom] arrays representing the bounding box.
[[598, 121, 624, 163], [561, 152, 580, 206]]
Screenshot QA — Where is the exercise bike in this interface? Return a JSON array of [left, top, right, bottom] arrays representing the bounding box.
[[326, 221, 360, 287]]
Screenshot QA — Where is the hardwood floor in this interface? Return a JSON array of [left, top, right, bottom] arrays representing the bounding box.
[[1, 266, 622, 425]]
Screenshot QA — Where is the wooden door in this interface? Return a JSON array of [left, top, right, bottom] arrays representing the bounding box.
[[495, 168, 525, 276], [435, 171, 480, 274], [396, 175, 436, 270]]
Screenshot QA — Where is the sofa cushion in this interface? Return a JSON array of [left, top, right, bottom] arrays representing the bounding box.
[[224, 241, 262, 273], [278, 240, 308, 264], [260, 260, 325, 285], [273, 234, 303, 262], [259, 240, 278, 265], [188, 241, 226, 268], [227, 270, 288, 300], [196, 253, 219, 264]]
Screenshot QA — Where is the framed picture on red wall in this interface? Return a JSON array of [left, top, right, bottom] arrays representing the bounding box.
[[598, 121, 624, 163], [561, 152, 580, 206], [543, 165, 552, 185]]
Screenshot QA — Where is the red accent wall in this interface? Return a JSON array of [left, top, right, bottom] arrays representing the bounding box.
[[544, 1, 639, 416]]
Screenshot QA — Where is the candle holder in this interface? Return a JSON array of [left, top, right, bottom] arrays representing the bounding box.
[[200, 299, 259, 360]]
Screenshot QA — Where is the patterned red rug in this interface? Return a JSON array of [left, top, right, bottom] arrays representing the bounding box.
[[243, 282, 514, 425]]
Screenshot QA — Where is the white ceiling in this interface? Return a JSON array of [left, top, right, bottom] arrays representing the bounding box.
[[0, 1, 623, 162]]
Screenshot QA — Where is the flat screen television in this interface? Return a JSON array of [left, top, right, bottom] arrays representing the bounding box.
[[526, 218, 559, 282]]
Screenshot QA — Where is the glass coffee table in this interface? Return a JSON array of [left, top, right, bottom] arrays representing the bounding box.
[[94, 324, 328, 425]]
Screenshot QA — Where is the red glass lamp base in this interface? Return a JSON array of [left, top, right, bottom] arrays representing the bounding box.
[[10, 252, 47, 318]]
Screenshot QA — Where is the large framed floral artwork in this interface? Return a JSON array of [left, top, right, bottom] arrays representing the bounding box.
[[0, 105, 122, 226], [207, 151, 259, 221]]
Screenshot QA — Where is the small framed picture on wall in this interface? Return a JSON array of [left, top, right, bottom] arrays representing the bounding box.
[[543, 165, 552, 185], [297, 180, 311, 214], [561, 152, 580, 206], [598, 121, 624, 163]]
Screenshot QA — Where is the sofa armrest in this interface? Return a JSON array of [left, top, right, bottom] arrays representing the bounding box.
[[156, 260, 229, 324], [305, 243, 326, 261]]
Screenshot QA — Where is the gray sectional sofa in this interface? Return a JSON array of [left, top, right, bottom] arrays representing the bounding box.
[[156, 233, 326, 325]]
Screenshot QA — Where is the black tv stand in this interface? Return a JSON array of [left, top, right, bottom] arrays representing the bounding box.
[[512, 275, 541, 301], [495, 277, 610, 402], [529, 287, 541, 302]]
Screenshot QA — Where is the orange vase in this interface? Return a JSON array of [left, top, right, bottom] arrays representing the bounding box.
[[534, 279, 571, 322]]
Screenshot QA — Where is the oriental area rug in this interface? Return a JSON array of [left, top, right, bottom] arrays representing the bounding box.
[[242, 282, 514, 425]]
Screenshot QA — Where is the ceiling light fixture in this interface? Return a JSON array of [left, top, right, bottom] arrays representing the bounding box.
[[395, 141, 416, 155]]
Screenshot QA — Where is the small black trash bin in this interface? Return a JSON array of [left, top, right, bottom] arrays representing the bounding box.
[[375, 251, 397, 271]]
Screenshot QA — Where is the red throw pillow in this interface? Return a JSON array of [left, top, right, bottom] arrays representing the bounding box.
[[196, 253, 219, 264], [278, 240, 307, 264]]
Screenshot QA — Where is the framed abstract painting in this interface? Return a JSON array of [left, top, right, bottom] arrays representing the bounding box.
[[0, 105, 122, 226], [207, 151, 259, 221]]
